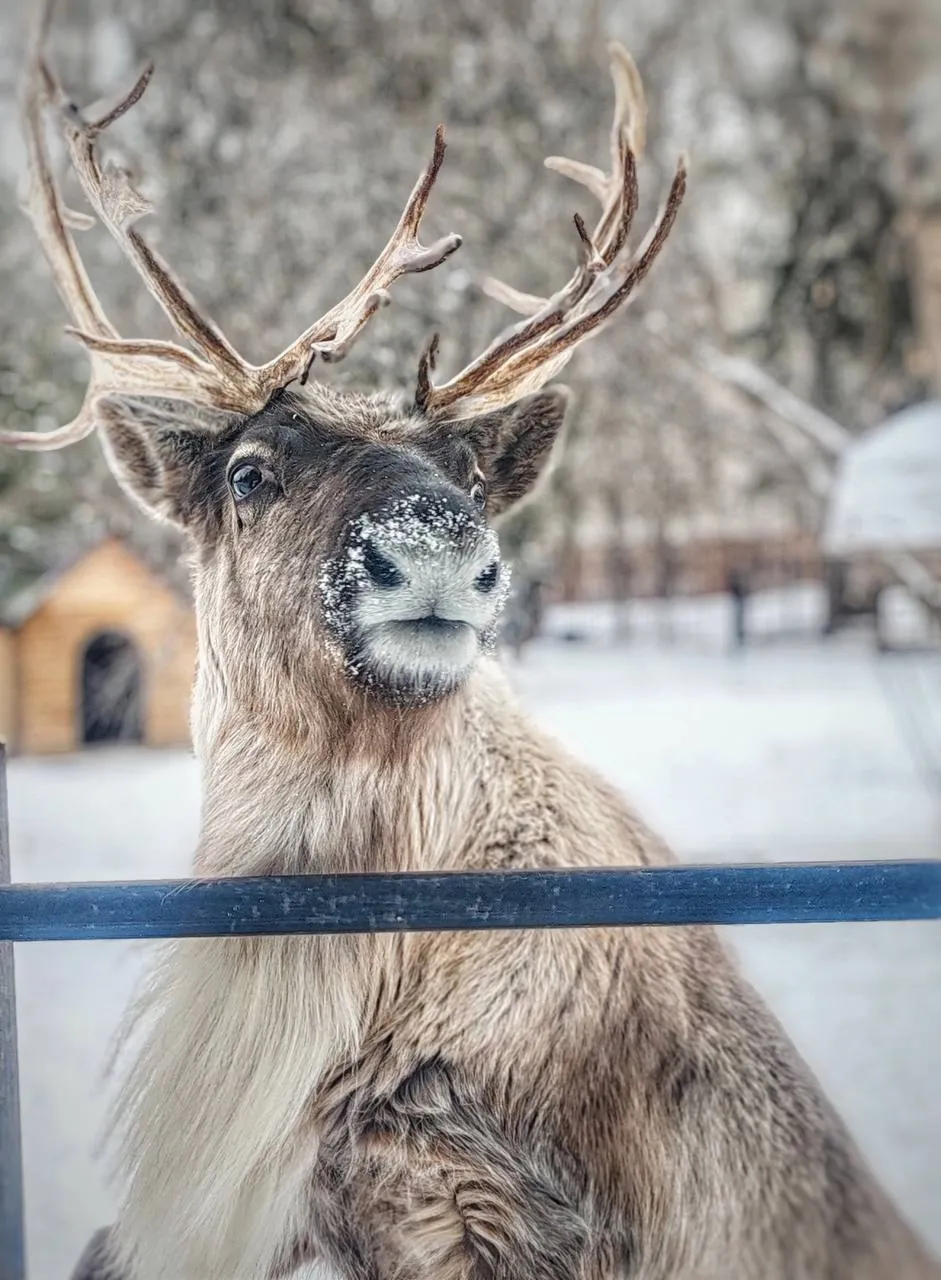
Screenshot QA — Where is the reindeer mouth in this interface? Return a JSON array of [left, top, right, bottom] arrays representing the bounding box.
[[369, 615, 478, 661], [337, 613, 480, 705], [403, 615, 470, 636]]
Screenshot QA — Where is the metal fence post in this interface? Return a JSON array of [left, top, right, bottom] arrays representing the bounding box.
[[0, 746, 25, 1280]]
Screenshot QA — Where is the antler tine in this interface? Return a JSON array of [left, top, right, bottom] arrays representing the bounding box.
[[416, 42, 685, 421], [0, 2, 113, 450], [47, 56, 249, 381], [258, 126, 462, 390], [547, 43, 645, 268], [486, 163, 685, 380], [17, 19, 113, 344], [2, 0, 259, 452]]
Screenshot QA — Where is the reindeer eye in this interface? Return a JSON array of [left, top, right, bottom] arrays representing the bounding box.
[[229, 463, 265, 499], [470, 480, 487, 511]]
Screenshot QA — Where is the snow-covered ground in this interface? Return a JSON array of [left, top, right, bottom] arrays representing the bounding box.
[[7, 589, 941, 1277]]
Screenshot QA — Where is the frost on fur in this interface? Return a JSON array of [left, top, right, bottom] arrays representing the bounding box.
[[319, 495, 510, 703]]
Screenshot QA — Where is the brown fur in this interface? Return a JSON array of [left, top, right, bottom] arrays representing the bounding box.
[[58, 383, 938, 1280]]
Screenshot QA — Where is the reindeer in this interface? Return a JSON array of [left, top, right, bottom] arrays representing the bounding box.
[[6, 6, 939, 1280]]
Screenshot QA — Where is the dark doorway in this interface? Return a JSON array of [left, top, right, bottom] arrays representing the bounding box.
[[80, 631, 144, 745]]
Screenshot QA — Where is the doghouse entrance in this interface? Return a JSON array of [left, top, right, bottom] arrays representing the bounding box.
[[80, 631, 144, 745]]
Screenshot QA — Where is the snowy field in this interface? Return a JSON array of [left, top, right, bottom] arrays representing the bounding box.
[[7, 588, 941, 1277]]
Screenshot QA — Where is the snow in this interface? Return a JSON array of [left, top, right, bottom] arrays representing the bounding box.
[[823, 399, 941, 553], [7, 588, 941, 1277]]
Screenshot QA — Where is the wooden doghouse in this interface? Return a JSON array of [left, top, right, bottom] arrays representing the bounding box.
[[0, 537, 196, 755]]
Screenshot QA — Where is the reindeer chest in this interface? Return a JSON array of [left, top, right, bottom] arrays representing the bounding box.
[[294, 1042, 610, 1280]]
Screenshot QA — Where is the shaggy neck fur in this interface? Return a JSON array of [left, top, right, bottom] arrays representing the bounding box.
[[110, 590, 513, 1280]]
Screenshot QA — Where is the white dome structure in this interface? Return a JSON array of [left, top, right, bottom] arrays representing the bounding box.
[[823, 400, 941, 555]]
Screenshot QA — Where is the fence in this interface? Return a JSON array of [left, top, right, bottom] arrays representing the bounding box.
[[1, 743, 940, 1279]]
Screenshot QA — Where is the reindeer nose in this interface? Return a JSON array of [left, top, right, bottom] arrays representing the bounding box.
[[474, 561, 500, 593], [361, 539, 405, 589], [337, 486, 508, 641], [344, 486, 503, 614]]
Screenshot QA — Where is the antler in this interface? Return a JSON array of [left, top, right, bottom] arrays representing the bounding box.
[[414, 42, 686, 421], [2, 0, 461, 451]]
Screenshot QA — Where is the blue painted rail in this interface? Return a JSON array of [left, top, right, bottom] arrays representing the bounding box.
[[1, 860, 940, 942]]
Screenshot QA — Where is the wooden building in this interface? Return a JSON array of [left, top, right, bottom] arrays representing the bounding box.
[[0, 537, 196, 756]]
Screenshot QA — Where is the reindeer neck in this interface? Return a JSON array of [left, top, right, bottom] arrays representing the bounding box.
[[190, 643, 516, 880]]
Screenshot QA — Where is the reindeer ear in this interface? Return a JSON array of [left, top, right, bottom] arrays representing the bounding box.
[[458, 388, 570, 516], [94, 395, 239, 529]]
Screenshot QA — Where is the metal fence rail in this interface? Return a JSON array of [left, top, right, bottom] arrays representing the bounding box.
[[1, 860, 941, 942]]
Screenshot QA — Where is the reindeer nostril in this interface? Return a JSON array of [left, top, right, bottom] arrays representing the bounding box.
[[361, 540, 404, 589], [475, 561, 500, 594]]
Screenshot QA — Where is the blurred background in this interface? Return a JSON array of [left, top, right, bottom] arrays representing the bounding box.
[[0, 0, 940, 1276]]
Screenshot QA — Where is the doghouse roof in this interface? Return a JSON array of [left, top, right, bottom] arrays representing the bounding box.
[[0, 535, 190, 630]]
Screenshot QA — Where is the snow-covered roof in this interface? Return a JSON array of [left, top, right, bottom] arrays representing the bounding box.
[[822, 400, 941, 555], [0, 535, 188, 630]]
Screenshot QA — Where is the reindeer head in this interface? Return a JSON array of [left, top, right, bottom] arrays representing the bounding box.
[[93, 383, 567, 707], [4, 3, 685, 710]]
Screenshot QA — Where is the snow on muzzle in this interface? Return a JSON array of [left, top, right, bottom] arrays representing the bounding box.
[[319, 491, 512, 646]]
